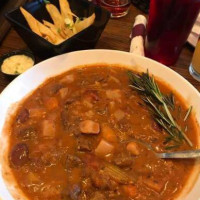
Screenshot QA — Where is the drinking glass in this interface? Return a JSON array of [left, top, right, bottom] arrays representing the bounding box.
[[189, 36, 200, 82], [145, 0, 200, 66], [96, 0, 131, 18]]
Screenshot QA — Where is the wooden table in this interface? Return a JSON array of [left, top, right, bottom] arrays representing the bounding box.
[[0, 5, 199, 93]]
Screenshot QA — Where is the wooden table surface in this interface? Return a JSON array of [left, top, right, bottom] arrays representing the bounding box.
[[0, 5, 199, 93]]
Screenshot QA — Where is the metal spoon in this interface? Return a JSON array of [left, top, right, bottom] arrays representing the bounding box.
[[123, 139, 200, 159], [155, 149, 200, 159]]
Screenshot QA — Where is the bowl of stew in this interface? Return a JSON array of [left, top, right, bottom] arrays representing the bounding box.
[[0, 50, 200, 200]]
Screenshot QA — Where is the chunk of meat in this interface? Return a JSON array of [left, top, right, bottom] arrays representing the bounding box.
[[95, 139, 114, 157], [90, 170, 112, 190], [42, 120, 55, 138], [80, 120, 100, 134], [66, 154, 82, 169], [90, 192, 106, 200], [10, 143, 29, 167], [126, 142, 140, 156], [113, 109, 125, 121], [123, 185, 138, 198], [77, 137, 92, 151], [114, 152, 133, 167], [142, 177, 165, 193], [17, 108, 29, 123]]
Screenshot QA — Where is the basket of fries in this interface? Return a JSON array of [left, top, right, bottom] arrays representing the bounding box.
[[5, 0, 110, 58]]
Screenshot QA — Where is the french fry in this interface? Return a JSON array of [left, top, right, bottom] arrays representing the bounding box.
[[37, 22, 56, 43], [45, 3, 74, 39], [45, 4, 65, 30], [20, 7, 56, 43], [74, 13, 95, 33], [20, 2, 96, 45], [20, 7, 41, 36], [59, 0, 73, 22], [43, 20, 65, 44]]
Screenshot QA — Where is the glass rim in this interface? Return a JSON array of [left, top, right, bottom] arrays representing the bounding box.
[[101, 0, 131, 8]]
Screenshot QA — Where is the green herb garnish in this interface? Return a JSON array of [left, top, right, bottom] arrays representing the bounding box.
[[57, 28, 61, 33], [128, 70, 193, 148], [184, 106, 192, 121]]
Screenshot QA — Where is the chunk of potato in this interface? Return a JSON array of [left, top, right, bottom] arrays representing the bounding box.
[[80, 120, 100, 134], [126, 142, 140, 156], [42, 120, 55, 138], [95, 139, 114, 157]]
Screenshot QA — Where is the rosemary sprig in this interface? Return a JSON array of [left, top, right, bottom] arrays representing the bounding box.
[[128, 70, 193, 147], [164, 93, 175, 110], [184, 106, 192, 121]]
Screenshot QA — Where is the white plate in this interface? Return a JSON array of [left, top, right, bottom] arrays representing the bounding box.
[[0, 50, 200, 200]]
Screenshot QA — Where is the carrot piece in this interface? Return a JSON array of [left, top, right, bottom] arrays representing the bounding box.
[[46, 97, 58, 110], [123, 185, 138, 198], [102, 124, 117, 143]]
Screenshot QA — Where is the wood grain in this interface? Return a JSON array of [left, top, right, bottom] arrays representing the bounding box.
[[0, 0, 27, 43], [0, 5, 199, 93]]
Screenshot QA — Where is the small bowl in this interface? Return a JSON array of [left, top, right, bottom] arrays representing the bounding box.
[[5, 0, 110, 59], [0, 50, 35, 79]]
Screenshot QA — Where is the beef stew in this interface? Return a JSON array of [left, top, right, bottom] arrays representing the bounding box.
[[5, 65, 199, 200]]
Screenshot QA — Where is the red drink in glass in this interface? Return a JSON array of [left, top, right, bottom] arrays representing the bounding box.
[[95, 0, 131, 18], [145, 0, 200, 66]]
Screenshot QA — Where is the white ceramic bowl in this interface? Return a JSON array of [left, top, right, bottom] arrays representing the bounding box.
[[0, 50, 200, 200]]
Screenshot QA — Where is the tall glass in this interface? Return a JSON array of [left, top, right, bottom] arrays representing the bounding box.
[[189, 36, 200, 81], [145, 0, 200, 66]]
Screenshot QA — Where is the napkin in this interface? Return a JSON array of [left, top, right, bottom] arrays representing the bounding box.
[[130, 13, 200, 56], [130, 15, 147, 56]]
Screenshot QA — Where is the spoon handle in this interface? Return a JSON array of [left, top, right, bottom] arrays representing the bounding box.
[[157, 149, 200, 159]]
